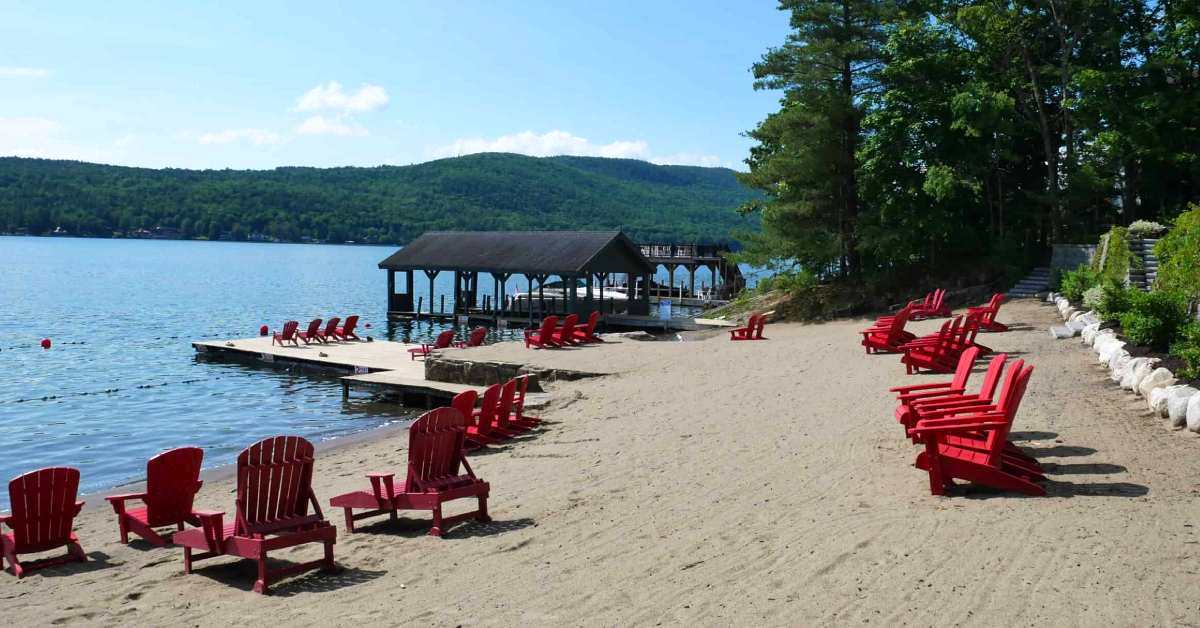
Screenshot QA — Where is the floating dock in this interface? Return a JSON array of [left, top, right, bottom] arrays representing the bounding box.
[[192, 336, 478, 405]]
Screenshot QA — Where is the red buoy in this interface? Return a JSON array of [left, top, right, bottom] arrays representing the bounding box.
[[259, 324, 269, 336], [40, 338, 51, 349]]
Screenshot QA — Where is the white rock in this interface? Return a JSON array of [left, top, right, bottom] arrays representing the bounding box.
[[1068, 311, 1081, 322], [1081, 323, 1102, 345], [1066, 320, 1087, 332], [1046, 292, 1058, 303], [1063, 307, 1077, 321], [1049, 325, 1075, 339], [1151, 385, 1179, 415], [1099, 341, 1128, 365], [1121, 359, 1153, 390], [1188, 394, 1200, 432], [1138, 367, 1176, 398], [1080, 312, 1100, 326], [1109, 352, 1133, 382], [1168, 387, 1199, 427]]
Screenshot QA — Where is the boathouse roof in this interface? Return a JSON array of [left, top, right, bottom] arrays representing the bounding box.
[[378, 230, 656, 276]]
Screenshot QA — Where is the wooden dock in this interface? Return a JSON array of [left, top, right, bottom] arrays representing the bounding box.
[[192, 336, 480, 405]]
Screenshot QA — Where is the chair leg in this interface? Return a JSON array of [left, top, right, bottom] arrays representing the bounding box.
[[342, 508, 356, 533], [183, 547, 193, 574], [118, 514, 129, 544], [430, 504, 444, 537], [477, 495, 491, 523], [322, 541, 338, 573], [67, 539, 87, 563], [253, 549, 269, 595]]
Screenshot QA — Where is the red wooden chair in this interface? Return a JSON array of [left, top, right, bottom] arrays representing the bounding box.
[[861, 307, 916, 353], [336, 315, 361, 341], [468, 384, 506, 445], [1, 467, 86, 577], [729, 313, 761, 340], [297, 318, 324, 344], [900, 315, 991, 373], [271, 320, 300, 347], [330, 407, 491, 537], [507, 374, 540, 429], [455, 327, 487, 348], [573, 311, 602, 343], [909, 363, 1043, 495], [106, 446, 204, 546], [552, 314, 580, 346], [525, 315, 560, 349], [451, 389, 489, 451], [896, 351, 1008, 439], [925, 288, 951, 318], [967, 293, 1008, 332], [315, 317, 340, 343], [490, 379, 529, 437], [408, 329, 455, 360], [891, 347, 985, 428], [173, 436, 338, 595]]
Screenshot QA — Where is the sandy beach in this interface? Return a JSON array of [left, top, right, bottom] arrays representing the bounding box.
[[5, 298, 1199, 626]]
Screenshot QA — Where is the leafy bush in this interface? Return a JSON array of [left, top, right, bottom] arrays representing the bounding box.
[[1172, 323, 1200, 380], [1154, 204, 1200, 302], [1060, 265, 1099, 303], [1082, 285, 1104, 310], [754, 270, 817, 295], [1098, 226, 1136, 284], [1118, 290, 1192, 351], [1128, 220, 1167, 237], [1095, 280, 1135, 322]]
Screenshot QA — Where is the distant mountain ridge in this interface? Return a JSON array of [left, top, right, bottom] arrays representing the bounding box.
[[0, 153, 759, 245]]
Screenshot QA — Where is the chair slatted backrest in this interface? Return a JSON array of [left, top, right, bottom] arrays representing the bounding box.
[[494, 379, 517, 430], [950, 346, 984, 389], [559, 314, 579, 339], [932, 289, 945, 311], [7, 467, 80, 552], [282, 320, 300, 340], [341, 315, 359, 336], [583, 311, 600, 336], [406, 408, 470, 491], [888, 307, 912, 340], [305, 318, 322, 337], [322, 317, 341, 338], [235, 436, 321, 537], [467, 327, 487, 347], [977, 353, 1009, 399], [753, 314, 766, 339], [144, 447, 204, 527], [538, 316, 559, 340], [451, 389, 478, 421], [475, 383, 502, 431], [512, 374, 530, 420], [981, 363, 1033, 461], [433, 329, 455, 350]]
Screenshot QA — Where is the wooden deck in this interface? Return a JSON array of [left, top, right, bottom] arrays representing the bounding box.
[[192, 336, 479, 404]]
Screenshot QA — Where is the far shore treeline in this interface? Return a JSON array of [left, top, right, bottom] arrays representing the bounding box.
[[0, 153, 759, 246], [736, 0, 1200, 303]]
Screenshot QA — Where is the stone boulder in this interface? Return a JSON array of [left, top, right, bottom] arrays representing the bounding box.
[[1049, 325, 1075, 339], [1137, 367, 1176, 398], [1167, 387, 1199, 428], [1151, 385, 1181, 415], [1188, 394, 1200, 432], [1108, 352, 1133, 382], [1081, 323, 1102, 345], [1121, 359, 1156, 391], [1098, 340, 1127, 365]]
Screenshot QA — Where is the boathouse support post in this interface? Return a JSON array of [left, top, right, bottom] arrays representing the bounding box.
[[585, 274, 594, 310], [452, 271, 461, 315], [596, 272, 608, 314], [688, 264, 697, 299], [387, 269, 396, 311], [524, 273, 535, 325], [423, 269, 439, 316]]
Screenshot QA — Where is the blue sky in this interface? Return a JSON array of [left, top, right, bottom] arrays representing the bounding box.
[[0, 1, 790, 170]]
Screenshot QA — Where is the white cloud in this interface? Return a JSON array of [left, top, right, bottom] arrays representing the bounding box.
[[197, 128, 280, 145], [0, 66, 49, 78], [427, 130, 731, 167], [295, 115, 368, 137], [0, 116, 60, 142], [429, 130, 649, 160], [294, 81, 388, 113]]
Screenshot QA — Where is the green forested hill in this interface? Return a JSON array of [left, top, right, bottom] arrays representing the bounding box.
[[0, 154, 758, 244]]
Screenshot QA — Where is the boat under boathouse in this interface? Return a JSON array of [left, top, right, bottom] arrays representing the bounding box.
[[378, 230, 657, 321]]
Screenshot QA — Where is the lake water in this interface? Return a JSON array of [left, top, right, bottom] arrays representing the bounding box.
[[0, 236, 744, 509]]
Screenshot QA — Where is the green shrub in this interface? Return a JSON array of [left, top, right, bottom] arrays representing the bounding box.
[[1082, 285, 1104, 310], [1060, 265, 1099, 303], [1118, 290, 1191, 351], [1095, 280, 1135, 322], [1128, 220, 1167, 237], [1154, 204, 1200, 302], [1098, 226, 1136, 284], [1171, 323, 1200, 380], [754, 270, 817, 295]]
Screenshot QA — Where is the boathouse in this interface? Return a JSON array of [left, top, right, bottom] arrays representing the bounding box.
[[378, 230, 656, 320]]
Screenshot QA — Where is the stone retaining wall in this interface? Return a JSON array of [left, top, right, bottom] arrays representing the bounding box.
[[424, 356, 605, 391]]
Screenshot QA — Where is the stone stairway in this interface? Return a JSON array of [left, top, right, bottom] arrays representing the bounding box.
[[1127, 237, 1159, 291], [1008, 266, 1051, 298]]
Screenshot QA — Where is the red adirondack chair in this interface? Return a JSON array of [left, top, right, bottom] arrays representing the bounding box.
[[1, 467, 86, 577], [315, 317, 340, 343], [507, 374, 540, 429], [409, 329, 455, 360], [330, 407, 491, 537], [573, 311, 602, 343], [729, 313, 761, 340], [490, 379, 529, 437], [861, 307, 916, 353], [272, 320, 300, 347], [891, 347, 985, 428], [297, 318, 324, 344], [899, 315, 991, 373], [897, 352, 1008, 439], [106, 447, 204, 546], [552, 314, 580, 345], [335, 315, 361, 341], [909, 364, 1044, 496], [525, 315, 559, 349], [173, 436, 338, 595], [455, 327, 487, 348], [451, 389, 488, 451], [967, 293, 1008, 332], [468, 384, 506, 445]]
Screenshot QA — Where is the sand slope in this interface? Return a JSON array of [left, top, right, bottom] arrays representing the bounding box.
[[3, 299, 1198, 626]]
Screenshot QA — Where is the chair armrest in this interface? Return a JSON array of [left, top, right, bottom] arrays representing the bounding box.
[[890, 382, 952, 393], [897, 387, 966, 402], [73, 501, 85, 516], [910, 420, 1006, 437], [104, 492, 148, 513], [916, 402, 996, 418], [916, 412, 1006, 427]]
